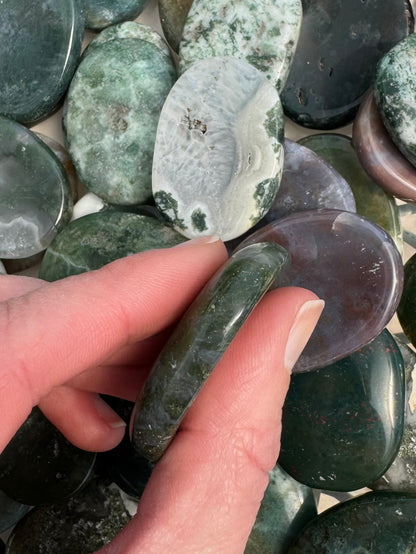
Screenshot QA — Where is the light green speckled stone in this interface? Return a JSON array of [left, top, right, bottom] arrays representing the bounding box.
[[178, 0, 302, 92]]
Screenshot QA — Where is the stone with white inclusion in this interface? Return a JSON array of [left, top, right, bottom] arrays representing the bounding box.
[[152, 57, 284, 241]]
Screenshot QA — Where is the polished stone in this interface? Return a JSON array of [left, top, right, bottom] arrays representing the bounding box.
[[0, 116, 73, 259], [0, 490, 30, 534], [0, 0, 84, 125], [178, 0, 302, 92], [375, 33, 416, 168], [398, 254, 416, 349], [83, 0, 148, 30], [238, 209, 404, 372], [152, 57, 284, 241], [39, 211, 186, 281], [245, 465, 317, 553], [0, 408, 96, 506], [299, 133, 403, 254], [281, 0, 413, 129], [132, 242, 289, 462], [287, 491, 416, 552], [159, 0, 193, 52], [353, 91, 416, 203], [64, 24, 176, 205]]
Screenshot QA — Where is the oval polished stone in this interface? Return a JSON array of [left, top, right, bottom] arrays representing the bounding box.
[[0, 0, 84, 125], [0, 490, 30, 534], [353, 91, 416, 203], [375, 33, 416, 168], [159, 0, 193, 52], [0, 116, 73, 259], [131, 242, 289, 462], [398, 253, 416, 349], [39, 211, 186, 281], [281, 0, 413, 129], [83, 0, 148, 30], [279, 330, 405, 491], [152, 57, 284, 241], [287, 491, 416, 552], [178, 0, 302, 92], [64, 26, 176, 205], [238, 210, 403, 372]]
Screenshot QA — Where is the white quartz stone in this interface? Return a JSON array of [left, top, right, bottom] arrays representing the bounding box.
[[72, 192, 107, 220]]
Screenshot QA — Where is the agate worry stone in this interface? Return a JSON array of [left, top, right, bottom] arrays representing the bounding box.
[[83, 0, 149, 30]]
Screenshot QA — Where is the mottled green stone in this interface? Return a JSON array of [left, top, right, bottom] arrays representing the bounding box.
[[39, 211, 186, 281], [83, 0, 148, 30], [158, 0, 193, 52], [398, 254, 416, 349], [245, 465, 316, 554], [131, 242, 289, 462], [279, 330, 405, 492], [298, 133, 403, 254], [287, 491, 416, 553]]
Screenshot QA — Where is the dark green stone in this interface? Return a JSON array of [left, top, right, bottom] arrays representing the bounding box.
[[0, 490, 30, 534], [279, 330, 405, 492], [287, 491, 416, 553], [131, 242, 290, 462], [83, 0, 148, 30], [39, 211, 186, 281], [398, 254, 416, 349], [0, 0, 84, 125], [159, 0, 193, 52]]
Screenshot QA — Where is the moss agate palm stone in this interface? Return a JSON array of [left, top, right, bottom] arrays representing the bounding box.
[[152, 57, 284, 241], [83, 0, 149, 30], [131, 242, 289, 462]]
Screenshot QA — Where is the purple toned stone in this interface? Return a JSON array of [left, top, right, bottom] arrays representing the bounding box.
[[353, 91, 416, 203], [237, 209, 403, 372]]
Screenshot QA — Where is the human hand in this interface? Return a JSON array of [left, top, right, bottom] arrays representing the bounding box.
[[0, 238, 323, 553]]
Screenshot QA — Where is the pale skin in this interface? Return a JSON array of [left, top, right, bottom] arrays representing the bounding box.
[[0, 238, 323, 553]]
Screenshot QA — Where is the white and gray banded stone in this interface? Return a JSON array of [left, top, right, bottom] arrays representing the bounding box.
[[178, 0, 302, 92], [152, 57, 284, 241]]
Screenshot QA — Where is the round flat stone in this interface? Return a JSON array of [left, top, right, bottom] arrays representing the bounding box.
[[39, 211, 186, 281], [287, 491, 416, 552], [0, 0, 84, 125], [178, 0, 302, 92], [237, 209, 403, 372], [152, 57, 284, 241], [0, 490, 30, 534], [281, 0, 413, 129], [83, 0, 148, 30], [398, 253, 416, 349], [159, 0, 193, 52], [64, 25, 176, 205], [0, 116, 73, 259]]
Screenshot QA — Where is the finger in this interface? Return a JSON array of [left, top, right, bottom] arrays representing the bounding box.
[[0, 275, 45, 301], [103, 327, 172, 367], [101, 287, 324, 553]]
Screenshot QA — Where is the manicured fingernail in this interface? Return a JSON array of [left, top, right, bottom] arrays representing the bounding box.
[[94, 396, 126, 429], [174, 235, 221, 248], [284, 299, 325, 373]]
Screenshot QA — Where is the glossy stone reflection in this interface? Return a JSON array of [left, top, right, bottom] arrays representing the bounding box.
[[83, 0, 148, 30], [238, 210, 403, 372], [0, 490, 29, 534]]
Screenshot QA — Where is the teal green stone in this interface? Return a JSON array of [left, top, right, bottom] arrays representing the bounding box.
[[298, 133, 403, 254], [64, 25, 176, 205], [39, 211, 186, 281], [398, 254, 416, 349], [83, 0, 148, 30], [0, 116, 73, 259], [131, 242, 289, 462], [0, 0, 84, 125], [279, 330, 405, 492], [287, 491, 416, 553], [245, 465, 317, 554], [374, 33, 416, 168]]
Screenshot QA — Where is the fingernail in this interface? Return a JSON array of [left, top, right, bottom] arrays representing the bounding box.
[[94, 396, 126, 430], [174, 235, 221, 248], [284, 299, 325, 373]]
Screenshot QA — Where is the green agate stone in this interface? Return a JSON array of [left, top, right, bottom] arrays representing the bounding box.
[[245, 465, 316, 554], [279, 330, 405, 491], [131, 242, 289, 462], [0, 0, 84, 125], [83, 0, 148, 30], [178, 0, 302, 91], [298, 133, 403, 254], [398, 254, 416, 348], [64, 24, 176, 205], [0, 116, 73, 259], [287, 491, 416, 553], [39, 211, 186, 281], [159, 0, 193, 52]]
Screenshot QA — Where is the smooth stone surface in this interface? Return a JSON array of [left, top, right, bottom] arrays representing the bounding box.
[[238, 209, 404, 372], [398, 253, 416, 349], [64, 24, 176, 205], [0, 116, 73, 259], [0, 490, 30, 534], [279, 330, 405, 491], [39, 211, 186, 281], [0, 0, 84, 125], [6, 478, 133, 553], [131, 242, 289, 462], [287, 491, 416, 553], [83, 0, 148, 30], [0, 408, 96, 506], [375, 33, 416, 168], [299, 133, 403, 254], [245, 465, 317, 554], [159, 0, 193, 52], [353, 91, 416, 203], [152, 57, 284, 241], [281, 0, 413, 129], [178, 0, 302, 92]]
